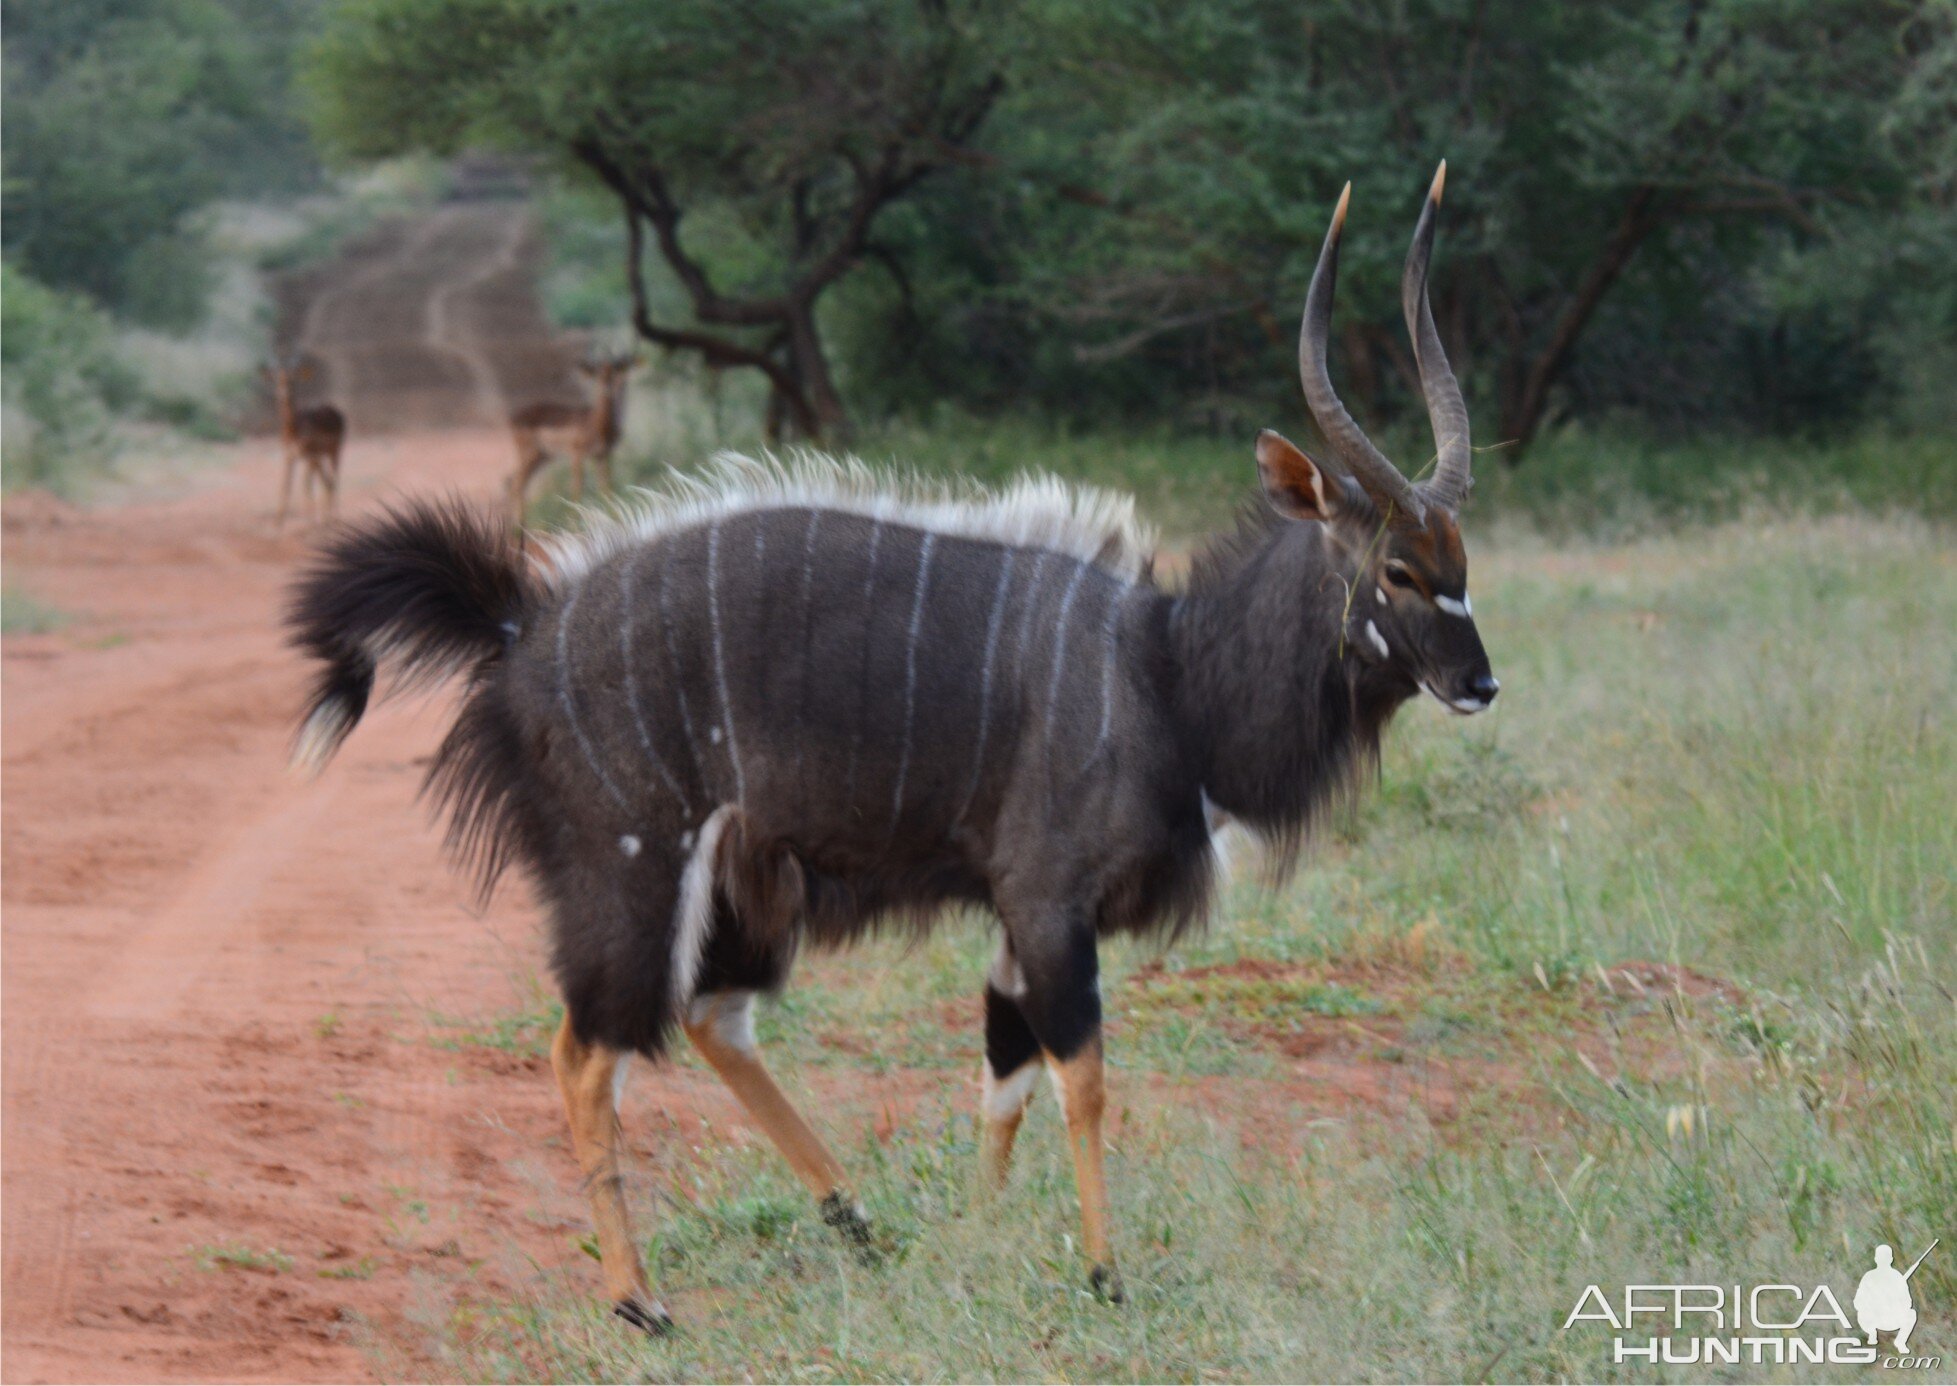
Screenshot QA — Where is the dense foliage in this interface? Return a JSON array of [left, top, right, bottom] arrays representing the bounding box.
[[307, 0, 1954, 448], [2, 0, 319, 330]]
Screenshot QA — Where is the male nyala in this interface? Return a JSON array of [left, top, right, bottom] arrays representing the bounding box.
[[287, 164, 1498, 1331]]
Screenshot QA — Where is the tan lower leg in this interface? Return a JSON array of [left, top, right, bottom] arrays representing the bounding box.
[[683, 994, 850, 1200], [1047, 1038, 1116, 1284], [979, 1060, 1040, 1190], [550, 1014, 655, 1312]]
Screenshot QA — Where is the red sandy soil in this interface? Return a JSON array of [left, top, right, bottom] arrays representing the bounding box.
[[1, 201, 1722, 1383]]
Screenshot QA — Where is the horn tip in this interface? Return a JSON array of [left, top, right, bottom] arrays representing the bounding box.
[[1430, 161, 1447, 205], [1332, 181, 1352, 230]]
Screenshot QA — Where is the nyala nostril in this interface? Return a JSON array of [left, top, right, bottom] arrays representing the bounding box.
[[1471, 674, 1501, 701]]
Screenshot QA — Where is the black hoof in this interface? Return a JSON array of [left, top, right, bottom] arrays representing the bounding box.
[[1088, 1263, 1125, 1304], [820, 1191, 880, 1263], [614, 1297, 674, 1337]]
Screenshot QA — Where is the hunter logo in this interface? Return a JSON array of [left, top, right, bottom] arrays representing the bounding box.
[[1563, 1241, 1941, 1369]]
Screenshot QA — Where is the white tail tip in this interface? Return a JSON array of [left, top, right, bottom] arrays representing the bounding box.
[[290, 698, 355, 779]]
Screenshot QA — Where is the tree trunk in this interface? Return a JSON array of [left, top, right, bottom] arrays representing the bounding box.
[[785, 302, 849, 443], [1498, 186, 1663, 454]]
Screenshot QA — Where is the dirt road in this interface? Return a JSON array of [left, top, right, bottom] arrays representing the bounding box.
[[0, 200, 664, 1382]]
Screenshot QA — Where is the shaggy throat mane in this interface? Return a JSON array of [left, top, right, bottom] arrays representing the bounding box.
[[1173, 506, 1384, 866]]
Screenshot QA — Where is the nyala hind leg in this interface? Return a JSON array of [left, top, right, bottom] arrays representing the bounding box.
[[550, 1012, 670, 1335], [683, 989, 876, 1257]]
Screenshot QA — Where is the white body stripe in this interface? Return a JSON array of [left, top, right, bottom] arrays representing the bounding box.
[[618, 549, 689, 808], [889, 532, 937, 827], [843, 519, 886, 798], [791, 508, 823, 790], [1042, 560, 1092, 744], [555, 584, 631, 811], [670, 805, 736, 1008], [1012, 552, 1053, 679], [982, 1060, 1042, 1122], [1092, 583, 1127, 755], [953, 548, 1018, 825], [656, 545, 705, 790], [705, 519, 746, 805]]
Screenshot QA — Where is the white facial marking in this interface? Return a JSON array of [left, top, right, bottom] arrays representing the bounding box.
[[619, 834, 642, 857], [1420, 681, 1490, 716], [1376, 585, 1388, 606], [981, 1060, 1041, 1121], [1435, 592, 1472, 619], [1365, 620, 1390, 659]]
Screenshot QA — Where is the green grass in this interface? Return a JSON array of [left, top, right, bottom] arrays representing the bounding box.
[[423, 480, 1952, 1381], [0, 587, 67, 634], [192, 1243, 294, 1275]]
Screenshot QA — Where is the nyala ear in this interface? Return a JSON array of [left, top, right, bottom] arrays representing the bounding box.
[[1255, 429, 1340, 522]]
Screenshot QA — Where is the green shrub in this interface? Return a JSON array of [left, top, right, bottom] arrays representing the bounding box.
[[0, 262, 136, 492]]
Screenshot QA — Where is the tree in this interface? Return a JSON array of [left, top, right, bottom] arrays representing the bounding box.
[[307, 0, 1008, 441], [964, 0, 1949, 450], [2, 0, 320, 328]]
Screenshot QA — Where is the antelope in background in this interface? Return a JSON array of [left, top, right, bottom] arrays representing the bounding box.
[[265, 356, 346, 530], [285, 163, 1496, 1334], [507, 351, 640, 524]]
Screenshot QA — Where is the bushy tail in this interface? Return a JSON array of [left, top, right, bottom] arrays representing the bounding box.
[[284, 499, 531, 775]]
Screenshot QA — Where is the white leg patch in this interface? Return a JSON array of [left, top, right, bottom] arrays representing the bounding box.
[[1045, 1061, 1071, 1120], [687, 989, 757, 1053], [982, 1060, 1041, 1122], [987, 947, 1027, 999], [1365, 620, 1390, 659], [670, 805, 736, 1010], [611, 1052, 633, 1111]]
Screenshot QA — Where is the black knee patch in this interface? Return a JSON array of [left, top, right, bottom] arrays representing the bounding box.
[[984, 984, 1041, 1078]]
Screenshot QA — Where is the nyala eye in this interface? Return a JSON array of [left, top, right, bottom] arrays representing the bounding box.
[[1384, 563, 1420, 589]]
